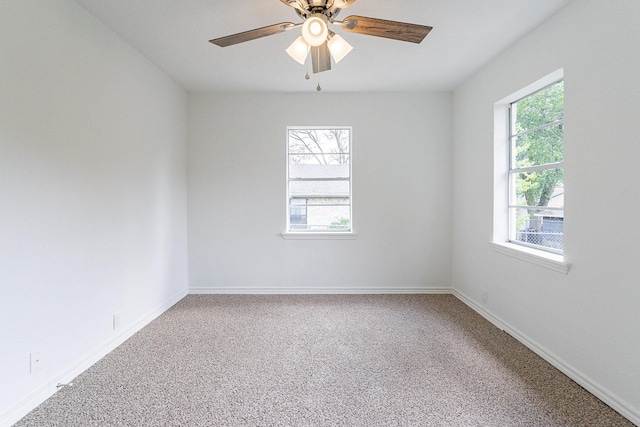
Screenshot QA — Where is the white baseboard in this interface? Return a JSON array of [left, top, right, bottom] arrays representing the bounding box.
[[1, 288, 188, 427], [452, 289, 640, 426], [189, 286, 453, 295]]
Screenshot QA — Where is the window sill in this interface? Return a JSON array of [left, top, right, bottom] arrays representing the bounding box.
[[489, 241, 571, 274], [281, 232, 359, 240]]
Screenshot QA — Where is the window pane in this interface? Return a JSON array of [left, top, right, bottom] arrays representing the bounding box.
[[512, 124, 563, 168], [291, 205, 350, 231], [511, 207, 563, 251], [512, 169, 563, 208], [288, 129, 350, 158], [512, 81, 564, 134]]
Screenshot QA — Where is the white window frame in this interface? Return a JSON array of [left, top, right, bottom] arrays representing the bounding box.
[[491, 69, 570, 273], [281, 126, 357, 240]]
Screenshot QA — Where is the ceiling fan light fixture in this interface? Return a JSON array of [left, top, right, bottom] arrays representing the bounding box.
[[286, 36, 310, 64], [211, 1, 433, 88], [327, 34, 353, 63], [301, 14, 328, 46]]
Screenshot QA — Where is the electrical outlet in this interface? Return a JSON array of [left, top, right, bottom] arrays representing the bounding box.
[[482, 289, 488, 304], [30, 352, 43, 374], [113, 313, 120, 330]]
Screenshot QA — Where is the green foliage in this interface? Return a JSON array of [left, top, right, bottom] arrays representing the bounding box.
[[329, 218, 350, 230], [516, 213, 530, 231], [513, 81, 564, 207]]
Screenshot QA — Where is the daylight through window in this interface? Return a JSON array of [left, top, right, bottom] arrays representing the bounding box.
[[508, 80, 564, 253], [287, 127, 352, 232]]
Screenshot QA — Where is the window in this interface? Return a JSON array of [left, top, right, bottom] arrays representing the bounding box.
[[509, 80, 564, 254], [493, 70, 569, 272], [286, 127, 352, 233]]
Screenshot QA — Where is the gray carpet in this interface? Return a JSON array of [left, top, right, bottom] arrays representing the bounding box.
[[15, 294, 632, 426]]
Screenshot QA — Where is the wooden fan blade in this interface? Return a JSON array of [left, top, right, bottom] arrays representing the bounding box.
[[311, 42, 331, 73], [342, 15, 432, 43], [210, 22, 295, 47]]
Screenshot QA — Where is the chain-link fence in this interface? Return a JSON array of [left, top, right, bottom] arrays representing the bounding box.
[[516, 230, 563, 251]]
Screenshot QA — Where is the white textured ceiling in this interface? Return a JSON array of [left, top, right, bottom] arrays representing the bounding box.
[[73, 0, 570, 92]]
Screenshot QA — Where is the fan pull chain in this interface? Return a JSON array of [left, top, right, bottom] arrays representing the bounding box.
[[315, 47, 321, 91]]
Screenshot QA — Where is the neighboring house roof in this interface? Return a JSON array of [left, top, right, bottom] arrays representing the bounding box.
[[289, 164, 350, 198], [289, 164, 349, 179]]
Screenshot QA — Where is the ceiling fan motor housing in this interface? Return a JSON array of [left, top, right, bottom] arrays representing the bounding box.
[[294, 0, 342, 20]]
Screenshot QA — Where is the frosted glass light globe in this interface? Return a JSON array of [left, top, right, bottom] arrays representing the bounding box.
[[301, 14, 328, 46]]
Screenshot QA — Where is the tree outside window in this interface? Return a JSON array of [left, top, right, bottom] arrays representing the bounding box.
[[509, 81, 564, 252]]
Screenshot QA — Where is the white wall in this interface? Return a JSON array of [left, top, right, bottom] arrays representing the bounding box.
[[451, 0, 640, 422], [0, 1, 188, 423], [188, 92, 452, 293]]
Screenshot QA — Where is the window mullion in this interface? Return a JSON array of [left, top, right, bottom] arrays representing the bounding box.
[[509, 162, 564, 174], [511, 118, 564, 138], [288, 177, 350, 182], [509, 205, 564, 211]]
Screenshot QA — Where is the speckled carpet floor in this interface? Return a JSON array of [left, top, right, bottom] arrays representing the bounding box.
[[15, 294, 632, 426]]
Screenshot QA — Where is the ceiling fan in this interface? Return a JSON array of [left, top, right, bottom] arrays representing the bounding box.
[[210, 0, 432, 80]]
